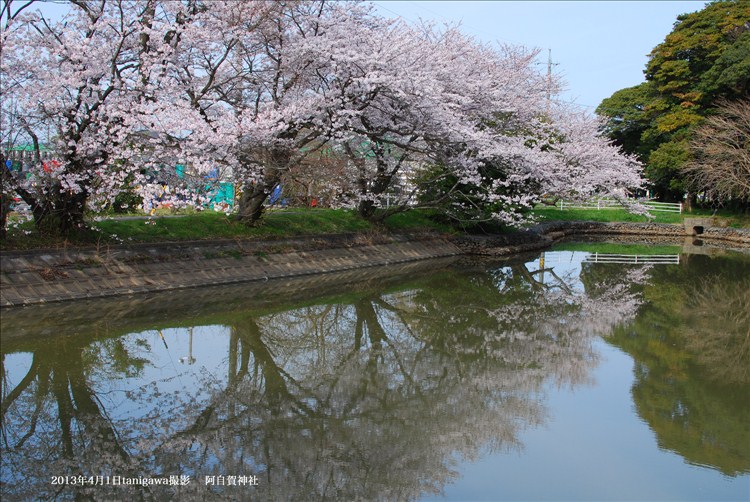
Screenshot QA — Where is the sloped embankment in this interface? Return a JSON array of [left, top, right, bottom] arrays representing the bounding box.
[[0, 233, 461, 307]]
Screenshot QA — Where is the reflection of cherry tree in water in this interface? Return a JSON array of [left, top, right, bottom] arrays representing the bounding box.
[[412, 261, 650, 387], [0, 336, 163, 500], [1, 255, 649, 500], [147, 259, 649, 500]]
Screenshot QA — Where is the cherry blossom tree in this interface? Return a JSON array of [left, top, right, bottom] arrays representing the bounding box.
[[1, 0, 38, 238], [136, 0, 349, 225], [327, 23, 556, 222], [1, 0, 150, 235], [1, 0, 643, 236], [276, 12, 643, 224], [143, 1, 641, 226], [538, 105, 644, 205]]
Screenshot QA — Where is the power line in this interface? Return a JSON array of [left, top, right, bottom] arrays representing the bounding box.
[[553, 99, 598, 110]]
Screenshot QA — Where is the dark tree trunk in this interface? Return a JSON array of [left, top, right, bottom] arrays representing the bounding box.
[[57, 189, 88, 235], [357, 199, 377, 220], [236, 148, 290, 226], [1, 157, 17, 239], [357, 198, 407, 224], [9, 165, 90, 237], [31, 187, 88, 236], [356, 168, 396, 222], [51, 365, 75, 458], [237, 181, 273, 225], [236, 317, 292, 409], [684, 191, 696, 213], [0, 192, 10, 240], [353, 143, 415, 222]]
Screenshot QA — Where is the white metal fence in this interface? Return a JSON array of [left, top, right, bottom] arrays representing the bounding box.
[[636, 200, 683, 213], [556, 198, 682, 213]]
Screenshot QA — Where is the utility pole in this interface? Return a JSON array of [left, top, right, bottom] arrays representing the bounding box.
[[545, 48, 559, 113]]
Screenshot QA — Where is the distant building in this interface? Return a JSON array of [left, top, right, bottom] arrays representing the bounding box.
[[4, 143, 56, 172]]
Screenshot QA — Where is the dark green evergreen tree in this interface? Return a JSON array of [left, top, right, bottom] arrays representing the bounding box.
[[597, 0, 750, 204]]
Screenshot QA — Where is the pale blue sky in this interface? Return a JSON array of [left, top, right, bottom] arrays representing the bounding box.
[[372, 1, 708, 111], [33, 0, 708, 111]]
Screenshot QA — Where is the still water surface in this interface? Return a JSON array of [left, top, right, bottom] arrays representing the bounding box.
[[1, 242, 748, 501]]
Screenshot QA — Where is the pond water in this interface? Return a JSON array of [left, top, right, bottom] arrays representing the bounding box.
[[1, 242, 748, 501]]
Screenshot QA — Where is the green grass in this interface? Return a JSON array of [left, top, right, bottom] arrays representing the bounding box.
[[531, 205, 750, 228], [2, 205, 747, 251], [1, 208, 452, 250], [682, 207, 750, 228], [94, 208, 375, 243], [531, 206, 683, 224], [382, 209, 456, 233], [258, 208, 374, 236], [96, 212, 248, 242]]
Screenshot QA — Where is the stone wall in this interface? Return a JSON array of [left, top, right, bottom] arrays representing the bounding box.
[[452, 221, 750, 256]]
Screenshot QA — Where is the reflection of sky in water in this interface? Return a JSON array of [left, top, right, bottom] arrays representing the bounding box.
[[98, 326, 231, 422], [2, 248, 747, 501], [0, 327, 238, 427], [0, 251, 634, 404], [425, 338, 749, 501], [530, 251, 590, 293], [2, 353, 33, 394]]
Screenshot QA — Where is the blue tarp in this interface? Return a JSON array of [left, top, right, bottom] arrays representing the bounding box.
[[269, 185, 283, 204]]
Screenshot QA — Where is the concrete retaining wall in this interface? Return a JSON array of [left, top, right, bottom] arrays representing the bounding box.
[[0, 234, 462, 307], [0, 257, 460, 343], [2, 221, 748, 307]]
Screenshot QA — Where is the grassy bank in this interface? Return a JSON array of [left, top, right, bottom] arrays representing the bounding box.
[[2, 206, 748, 251], [532, 206, 750, 228], [532, 206, 681, 224], [1, 208, 453, 250]]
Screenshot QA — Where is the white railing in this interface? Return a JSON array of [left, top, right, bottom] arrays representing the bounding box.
[[582, 253, 680, 265], [637, 200, 683, 213], [557, 198, 682, 213]]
